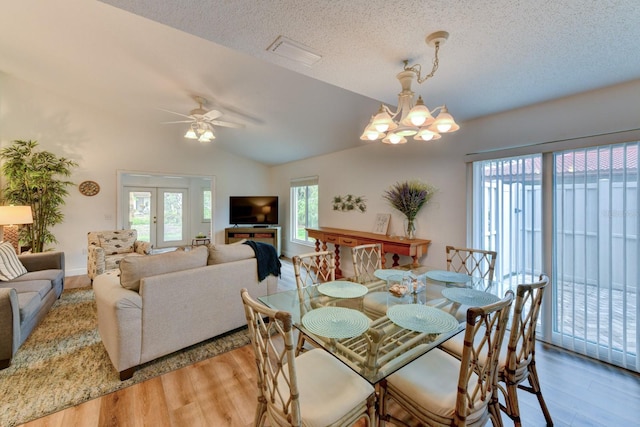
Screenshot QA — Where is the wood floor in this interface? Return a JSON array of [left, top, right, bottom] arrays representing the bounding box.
[[20, 260, 640, 427]]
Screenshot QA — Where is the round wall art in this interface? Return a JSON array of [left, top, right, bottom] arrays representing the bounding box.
[[79, 180, 100, 196]]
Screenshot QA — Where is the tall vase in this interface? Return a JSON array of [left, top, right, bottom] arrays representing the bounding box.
[[404, 217, 416, 240]]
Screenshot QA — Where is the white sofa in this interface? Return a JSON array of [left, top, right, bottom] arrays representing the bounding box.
[[93, 244, 278, 380]]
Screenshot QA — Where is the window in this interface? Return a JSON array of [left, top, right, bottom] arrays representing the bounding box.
[[290, 176, 319, 244], [202, 189, 211, 222]]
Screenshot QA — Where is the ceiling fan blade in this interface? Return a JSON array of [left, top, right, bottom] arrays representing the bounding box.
[[203, 109, 222, 120], [157, 108, 194, 120], [209, 120, 245, 129], [161, 120, 194, 124]]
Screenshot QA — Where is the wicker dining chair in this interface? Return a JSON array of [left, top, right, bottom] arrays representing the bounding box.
[[352, 243, 393, 320], [291, 251, 336, 354], [351, 243, 384, 284], [379, 290, 514, 427], [240, 288, 377, 427], [440, 274, 553, 426], [446, 245, 497, 281]]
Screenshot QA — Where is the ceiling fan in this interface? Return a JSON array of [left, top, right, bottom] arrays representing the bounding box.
[[160, 96, 244, 143]]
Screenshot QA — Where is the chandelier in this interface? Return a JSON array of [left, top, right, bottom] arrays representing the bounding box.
[[184, 122, 216, 143], [360, 31, 459, 145]]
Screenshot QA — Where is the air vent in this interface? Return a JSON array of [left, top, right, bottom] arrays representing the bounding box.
[[266, 35, 322, 67]]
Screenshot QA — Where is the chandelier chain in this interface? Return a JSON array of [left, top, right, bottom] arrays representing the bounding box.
[[404, 41, 441, 85]]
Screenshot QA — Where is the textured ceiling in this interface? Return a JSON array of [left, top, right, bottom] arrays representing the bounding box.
[[1, 0, 639, 165]]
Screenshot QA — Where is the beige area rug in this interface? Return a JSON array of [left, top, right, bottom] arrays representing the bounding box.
[[0, 288, 252, 427]]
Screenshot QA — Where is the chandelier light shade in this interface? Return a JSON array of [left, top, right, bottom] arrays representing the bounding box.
[[361, 31, 460, 145]]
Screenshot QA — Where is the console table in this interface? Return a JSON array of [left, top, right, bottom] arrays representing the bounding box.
[[306, 227, 430, 278]]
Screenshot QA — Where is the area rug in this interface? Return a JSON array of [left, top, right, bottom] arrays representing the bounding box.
[[0, 288, 252, 427]]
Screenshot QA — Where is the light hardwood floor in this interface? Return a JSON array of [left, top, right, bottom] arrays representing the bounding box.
[[20, 259, 640, 427]]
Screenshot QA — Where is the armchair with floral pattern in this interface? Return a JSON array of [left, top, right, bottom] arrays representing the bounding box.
[[87, 230, 151, 281]]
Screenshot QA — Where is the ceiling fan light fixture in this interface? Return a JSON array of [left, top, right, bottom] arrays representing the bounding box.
[[361, 31, 459, 145], [184, 129, 198, 139]]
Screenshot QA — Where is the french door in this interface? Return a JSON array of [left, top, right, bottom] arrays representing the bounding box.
[[124, 187, 189, 248]]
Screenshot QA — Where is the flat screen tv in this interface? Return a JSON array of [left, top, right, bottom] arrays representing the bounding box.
[[229, 196, 279, 226]]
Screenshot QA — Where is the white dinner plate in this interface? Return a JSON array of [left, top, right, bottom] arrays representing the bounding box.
[[302, 307, 370, 339], [317, 281, 368, 298], [441, 287, 501, 306], [424, 270, 472, 284], [387, 304, 459, 334]]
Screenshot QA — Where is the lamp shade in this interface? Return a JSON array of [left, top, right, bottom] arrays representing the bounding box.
[[0, 205, 33, 225]]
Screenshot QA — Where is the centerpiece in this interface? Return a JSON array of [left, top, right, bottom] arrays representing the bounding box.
[[382, 179, 437, 239]]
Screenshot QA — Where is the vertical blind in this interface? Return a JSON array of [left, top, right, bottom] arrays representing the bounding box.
[[553, 142, 639, 371]]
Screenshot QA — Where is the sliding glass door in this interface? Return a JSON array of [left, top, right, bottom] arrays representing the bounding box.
[[553, 144, 638, 370], [472, 143, 639, 372]]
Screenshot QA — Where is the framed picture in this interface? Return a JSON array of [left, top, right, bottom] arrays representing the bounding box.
[[372, 213, 391, 235]]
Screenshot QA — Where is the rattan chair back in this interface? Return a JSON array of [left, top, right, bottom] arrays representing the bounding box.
[[351, 243, 383, 284], [241, 288, 301, 426], [455, 291, 514, 426], [292, 251, 335, 289], [499, 274, 553, 426], [446, 246, 497, 281]]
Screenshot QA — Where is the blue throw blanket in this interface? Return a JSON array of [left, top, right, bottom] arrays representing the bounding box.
[[243, 240, 281, 281]]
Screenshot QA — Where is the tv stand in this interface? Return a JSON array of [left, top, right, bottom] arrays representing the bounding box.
[[225, 226, 281, 256], [253, 225, 269, 228]]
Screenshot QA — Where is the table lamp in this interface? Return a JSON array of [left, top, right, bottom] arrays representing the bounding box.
[[0, 205, 34, 254]]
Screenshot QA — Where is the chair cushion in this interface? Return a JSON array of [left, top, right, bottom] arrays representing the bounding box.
[[386, 348, 486, 424], [98, 230, 137, 255], [10, 269, 64, 291], [207, 243, 255, 265], [0, 241, 27, 281], [281, 348, 374, 426], [15, 290, 43, 322], [1, 279, 52, 300], [119, 246, 208, 291]]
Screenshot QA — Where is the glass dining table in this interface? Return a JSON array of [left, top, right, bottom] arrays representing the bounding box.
[[259, 266, 512, 384]]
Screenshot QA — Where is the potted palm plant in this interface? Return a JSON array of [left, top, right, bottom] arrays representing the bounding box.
[[0, 140, 77, 252]]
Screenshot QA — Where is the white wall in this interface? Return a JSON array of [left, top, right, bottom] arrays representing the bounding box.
[[0, 74, 272, 275], [271, 79, 640, 276]]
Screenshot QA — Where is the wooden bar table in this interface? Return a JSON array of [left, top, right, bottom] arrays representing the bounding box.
[[306, 227, 431, 278]]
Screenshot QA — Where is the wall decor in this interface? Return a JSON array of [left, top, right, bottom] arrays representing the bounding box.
[[79, 180, 100, 196], [332, 194, 366, 213], [372, 213, 391, 235]]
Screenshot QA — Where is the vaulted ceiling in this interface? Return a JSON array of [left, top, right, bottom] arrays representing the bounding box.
[[1, 0, 639, 165]]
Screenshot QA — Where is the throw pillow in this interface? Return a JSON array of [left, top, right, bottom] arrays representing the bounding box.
[[207, 243, 255, 265], [120, 245, 208, 291], [0, 241, 28, 281], [98, 230, 137, 255]]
